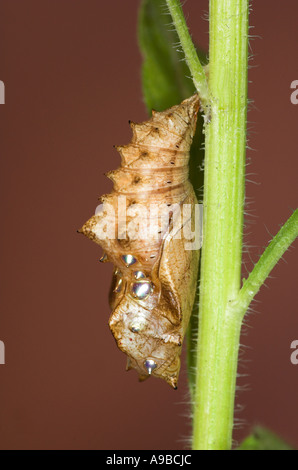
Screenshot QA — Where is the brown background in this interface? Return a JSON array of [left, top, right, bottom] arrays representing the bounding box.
[[0, 0, 297, 450]]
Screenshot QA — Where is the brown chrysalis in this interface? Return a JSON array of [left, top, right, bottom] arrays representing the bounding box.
[[80, 94, 200, 388]]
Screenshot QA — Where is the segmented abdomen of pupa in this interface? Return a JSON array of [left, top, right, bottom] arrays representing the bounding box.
[[80, 94, 200, 389]]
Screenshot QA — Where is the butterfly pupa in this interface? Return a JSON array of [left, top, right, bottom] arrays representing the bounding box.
[[80, 94, 200, 389]]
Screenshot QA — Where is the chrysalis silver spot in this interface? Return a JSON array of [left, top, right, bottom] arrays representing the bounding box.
[[134, 271, 146, 280], [122, 254, 137, 267], [144, 359, 157, 375], [130, 323, 141, 333], [114, 278, 123, 293], [131, 281, 152, 300]]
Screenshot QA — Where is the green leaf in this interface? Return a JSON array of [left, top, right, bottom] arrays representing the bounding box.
[[238, 426, 294, 450], [138, 0, 206, 113]]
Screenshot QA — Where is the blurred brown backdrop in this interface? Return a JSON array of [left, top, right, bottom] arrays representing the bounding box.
[[0, 0, 297, 450]]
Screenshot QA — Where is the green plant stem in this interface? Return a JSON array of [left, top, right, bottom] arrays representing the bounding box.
[[166, 0, 297, 452], [233, 209, 298, 317], [165, 0, 209, 109], [192, 0, 249, 450]]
